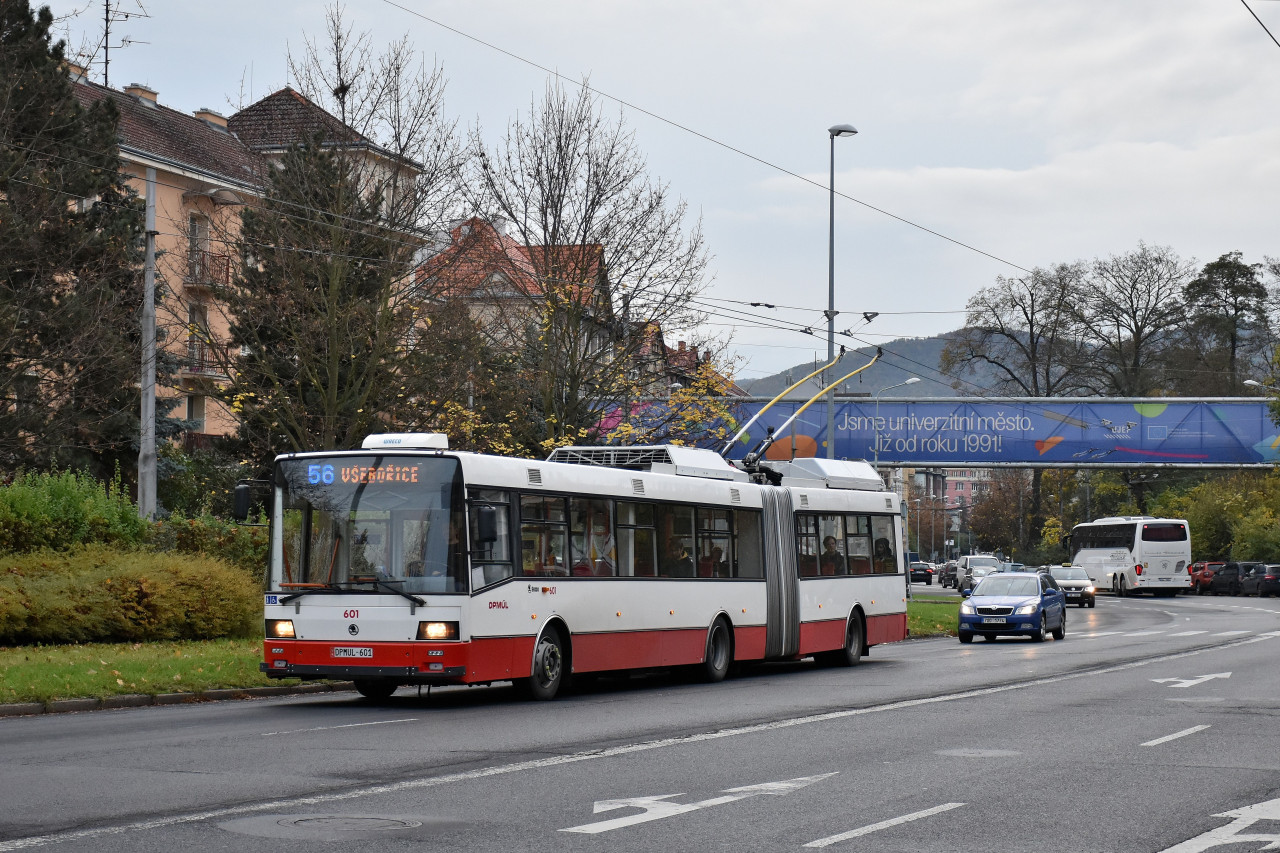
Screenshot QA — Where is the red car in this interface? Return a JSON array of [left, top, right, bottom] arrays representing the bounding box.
[[1189, 561, 1224, 595]]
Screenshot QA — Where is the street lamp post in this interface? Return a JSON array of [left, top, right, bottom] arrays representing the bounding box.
[[826, 123, 858, 459], [1244, 379, 1280, 393], [872, 377, 921, 469]]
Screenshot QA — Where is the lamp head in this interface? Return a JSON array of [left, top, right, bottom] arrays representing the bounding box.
[[1244, 379, 1262, 388], [828, 123, 858, 138], [904, 378, 922, 385]]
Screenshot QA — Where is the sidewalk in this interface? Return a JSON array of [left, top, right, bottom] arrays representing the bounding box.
[[0, 681, 357, 718]]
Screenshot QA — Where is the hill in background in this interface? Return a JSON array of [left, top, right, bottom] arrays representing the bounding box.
[[737, 332, 1003, 399]]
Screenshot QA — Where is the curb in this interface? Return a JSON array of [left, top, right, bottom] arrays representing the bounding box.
[[0, 681, 356, 718]]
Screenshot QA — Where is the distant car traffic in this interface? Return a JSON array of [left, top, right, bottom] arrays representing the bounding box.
[[909, 562, 935, 585], [1189, 561, 1224, 595], [1261, 566, 1280, 598], [1239, 563, 1271, 597], [1049, 566, 1096, 608], [964, 565, 997, 591], [1208, 562, 1263, 596], [952, 555, 1002, 590], [958, 571, 1067, 643], [939, 561, 959, 588]]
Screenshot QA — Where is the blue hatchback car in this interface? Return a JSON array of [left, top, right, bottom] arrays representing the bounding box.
[[958, 571, 1067, 643]]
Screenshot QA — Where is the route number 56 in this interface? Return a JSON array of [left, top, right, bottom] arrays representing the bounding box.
[[308, 464, 335, 484]]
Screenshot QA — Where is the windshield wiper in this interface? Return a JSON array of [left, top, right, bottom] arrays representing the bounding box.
[[278, 583, 346, 605], [347, 576, 427, 608]]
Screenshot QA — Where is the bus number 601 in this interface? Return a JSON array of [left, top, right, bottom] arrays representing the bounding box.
[[344, 609, 359, 619]]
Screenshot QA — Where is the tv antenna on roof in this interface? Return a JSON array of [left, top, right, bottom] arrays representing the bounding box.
[[101, 0, 151, 88]]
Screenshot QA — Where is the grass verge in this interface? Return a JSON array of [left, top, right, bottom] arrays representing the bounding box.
[[0, 638, 295, 704], [1, 601, 960, 706], [907, 595, 959, 638]]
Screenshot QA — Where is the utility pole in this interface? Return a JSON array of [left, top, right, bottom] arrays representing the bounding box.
[[137, 167, 157, 520]]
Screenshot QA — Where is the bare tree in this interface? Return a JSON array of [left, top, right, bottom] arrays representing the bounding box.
[[461, 80, 714, 447], [1073, 243, 1191, 396], [941, 263, 1091, 397], [217, 6, 466, 464]]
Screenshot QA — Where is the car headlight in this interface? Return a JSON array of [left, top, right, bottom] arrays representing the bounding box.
[[1014, 602, 1039, 615], [959, 601, 976, 614], [1084, 585, 1095, 593]]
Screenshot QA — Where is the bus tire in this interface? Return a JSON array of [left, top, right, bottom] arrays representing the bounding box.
[[820, 614, 864, 667], [1116, 576, 1127, 597], [519, 626, 566, 701], [353, 679, 398, 700], [700, 618, 733, 683]]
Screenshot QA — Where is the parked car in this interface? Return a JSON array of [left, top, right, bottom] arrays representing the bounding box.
[[1208, 562, 1263, 596], [958, 571, 1067, 643], [1189, 561, 1224, 595], [1262, 566, 1280, 598], [954, 554, 1002, 590], [1049, 565, 1096, 607], [909, 562, 935, 585], [1240, 563, 1271, 596]]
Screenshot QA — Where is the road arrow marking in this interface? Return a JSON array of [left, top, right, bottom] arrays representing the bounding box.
[[1151, 672, 1231, 689], [560, 773, 838, 834]]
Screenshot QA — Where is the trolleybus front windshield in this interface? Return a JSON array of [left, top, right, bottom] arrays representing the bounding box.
[[274, 455, 465, 594]]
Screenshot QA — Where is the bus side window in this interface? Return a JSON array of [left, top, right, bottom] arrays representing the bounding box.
[[846, 514, 872, 574], [796, 515, 819, 577], [617, 501, 656, 577], [468, 489, 513, 589], [734, 510, 764, 578]]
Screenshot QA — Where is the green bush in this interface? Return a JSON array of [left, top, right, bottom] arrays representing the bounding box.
[[146, 512, 269, 583], [0, 470, 146, 553], [0, 545, 260, 645]]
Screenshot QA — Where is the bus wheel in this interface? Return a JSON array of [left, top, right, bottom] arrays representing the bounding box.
[[820, 615, 864, 667], [520, 627, 565, 701], [700, 618, 732, 683], [1116, 576, 1127, 597], [354, 679, 398, 700]]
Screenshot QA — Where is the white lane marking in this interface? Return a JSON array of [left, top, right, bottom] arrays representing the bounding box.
[[561, 773, 837, 834], [1212, 630, 1251, 636], [261, 718, 418, 736], [1125, 631, 1166, 636], [3, 633, 1277, 852], [1170, 631, 1208, 636], [1142, 725, 1211, 746], [1084, 631, 1122, 638], [804, 803, 966, 848]]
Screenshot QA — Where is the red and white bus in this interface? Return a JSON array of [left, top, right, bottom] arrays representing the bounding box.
[[253, 433, 908, 700]]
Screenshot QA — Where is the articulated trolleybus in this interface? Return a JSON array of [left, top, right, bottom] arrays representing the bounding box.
[[254, 433, 908, 700], [1066, 516, 1192, 597]]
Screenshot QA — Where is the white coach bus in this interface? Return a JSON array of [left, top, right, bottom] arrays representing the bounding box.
[[244, 433, 909, 700], [1066, 516, 1192, 597]]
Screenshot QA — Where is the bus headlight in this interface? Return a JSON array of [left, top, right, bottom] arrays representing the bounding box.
[[266, 619, 295, 639], [417, 621, 459, 641]]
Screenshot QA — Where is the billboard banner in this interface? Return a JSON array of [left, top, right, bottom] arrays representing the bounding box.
[[724, 398, 1280, 467]]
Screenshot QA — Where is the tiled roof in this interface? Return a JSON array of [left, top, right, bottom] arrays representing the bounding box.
[[418, 217, 605, 303], [72, 80, 260, 188], [227, 87, 364, 151]]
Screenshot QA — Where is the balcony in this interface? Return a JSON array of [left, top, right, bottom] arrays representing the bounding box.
[[186, 250, 232, 291], [181, 340, 229, 379]]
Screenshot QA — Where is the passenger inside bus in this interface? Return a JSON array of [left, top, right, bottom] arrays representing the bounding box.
[[873, 538, 895, 573], [661, 538, 694, 577], [820, 536, 846, 576]]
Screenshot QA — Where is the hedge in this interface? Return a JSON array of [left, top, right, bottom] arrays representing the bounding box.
[[0, 545, 260, 644], [0, 470, 146, 553]]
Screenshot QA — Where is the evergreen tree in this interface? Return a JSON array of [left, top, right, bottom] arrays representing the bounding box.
[[0, 1, 144, 477]]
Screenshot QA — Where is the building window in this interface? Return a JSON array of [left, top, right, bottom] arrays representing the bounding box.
[[186, 394, 206, 431]]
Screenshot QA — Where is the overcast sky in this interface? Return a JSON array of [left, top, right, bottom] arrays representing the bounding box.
[[47, 0, 1280, 384]]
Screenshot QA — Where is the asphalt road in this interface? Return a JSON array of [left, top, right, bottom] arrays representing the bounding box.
[[2, 591, 1278, 852]]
